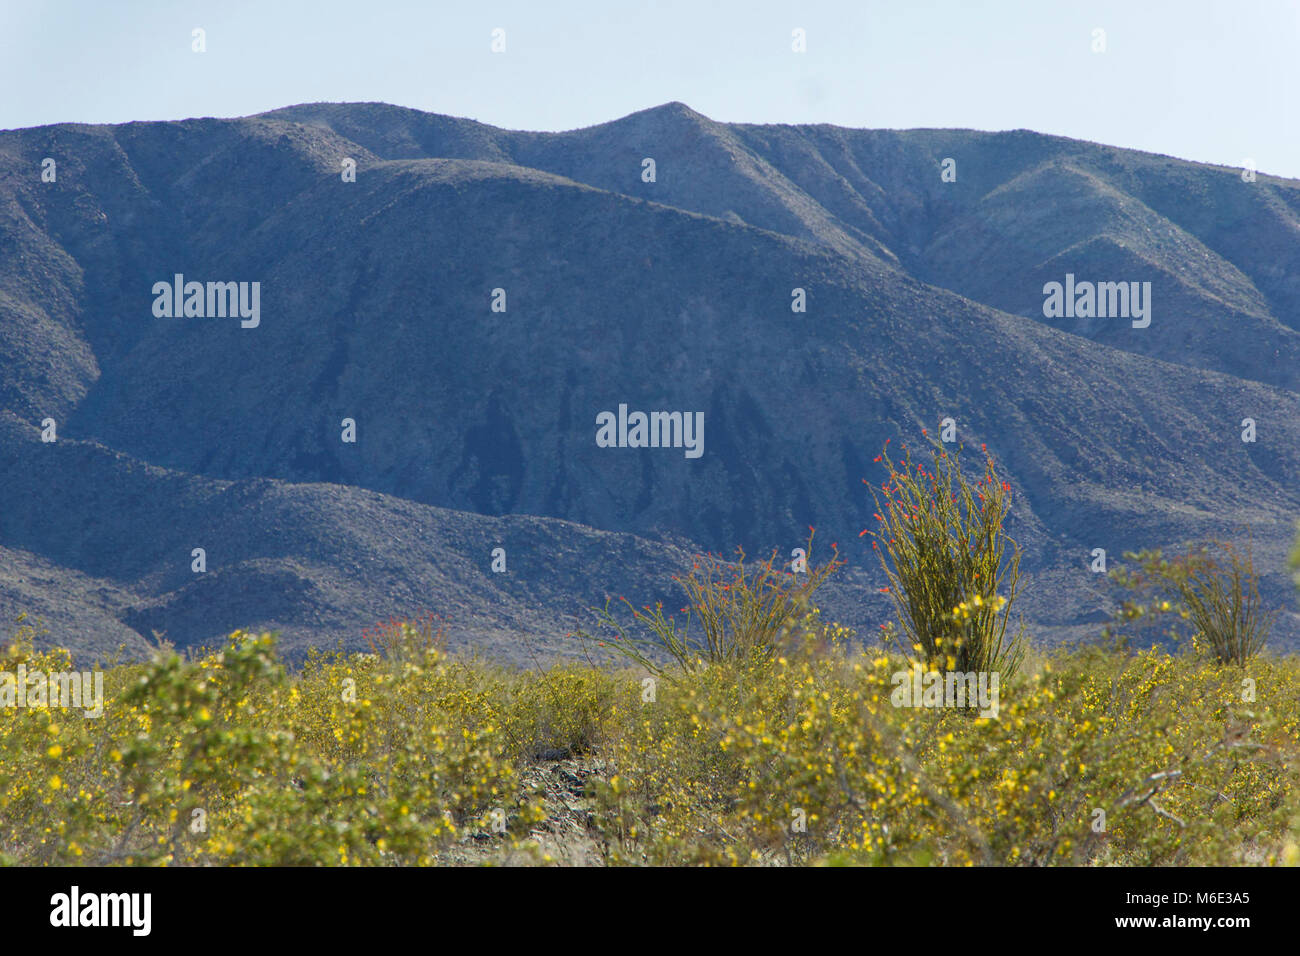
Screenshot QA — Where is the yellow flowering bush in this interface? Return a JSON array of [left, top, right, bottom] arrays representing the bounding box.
[[2, 610, 1296, 867], [591, 623, 1300, 866], [1, 629, 544, 865]]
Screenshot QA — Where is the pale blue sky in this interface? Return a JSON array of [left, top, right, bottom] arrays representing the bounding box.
[[3, 0, 1298, 177]]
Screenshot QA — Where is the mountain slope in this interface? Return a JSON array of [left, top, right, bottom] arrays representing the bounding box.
[[1, 102, 1297, 658]]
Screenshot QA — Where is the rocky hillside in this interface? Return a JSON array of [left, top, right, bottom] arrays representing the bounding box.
[[1, 101, 1297, 659]]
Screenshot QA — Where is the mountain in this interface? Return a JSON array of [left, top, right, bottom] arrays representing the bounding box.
[[1, 101, 1297, 660]]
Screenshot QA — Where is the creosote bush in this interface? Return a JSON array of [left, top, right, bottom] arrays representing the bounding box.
[[1, 629, 546, 865], [1, 606, 1297, 866], [590, 618, 1300, 866]]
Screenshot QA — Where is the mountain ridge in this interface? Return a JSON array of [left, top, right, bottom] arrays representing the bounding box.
[[2, 101, 1297, 659]]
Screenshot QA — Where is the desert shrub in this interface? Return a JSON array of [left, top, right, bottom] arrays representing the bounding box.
[[915, 645, 1299, 866], [240, 662, 536, 865], [865, 436, 1025, 678], [579, 530, 843, 679], [8, 612, 48, 650], [590, 629, 1300, 866], [502, 664, 629, 760], [591, 662, 758, 864], [1108, 543, 1274, 665], [0, 637, 121, 864], [4, 604, 1297, 867], [269, 642, 544, 865], [0, 631, 544, 866], [363, 611, 445, 666], [1184, 543, 1274, 665]]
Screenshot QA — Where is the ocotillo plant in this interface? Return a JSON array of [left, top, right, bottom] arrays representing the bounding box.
[[580, 529, 843, 679], [863, 435, 1024, 678]]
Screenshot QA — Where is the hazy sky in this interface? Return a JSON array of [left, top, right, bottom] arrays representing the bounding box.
[[3, 0, 1298, 177]]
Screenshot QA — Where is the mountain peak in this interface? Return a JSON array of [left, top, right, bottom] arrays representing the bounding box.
[[616, 100, 711, 126]]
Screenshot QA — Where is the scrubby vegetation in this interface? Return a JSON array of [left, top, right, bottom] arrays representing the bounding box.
[[577, 529, 843, 678], [1106, 542, 1275, 665], [1, 445, 1296, 867], [1, 619, 1297, 866]]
